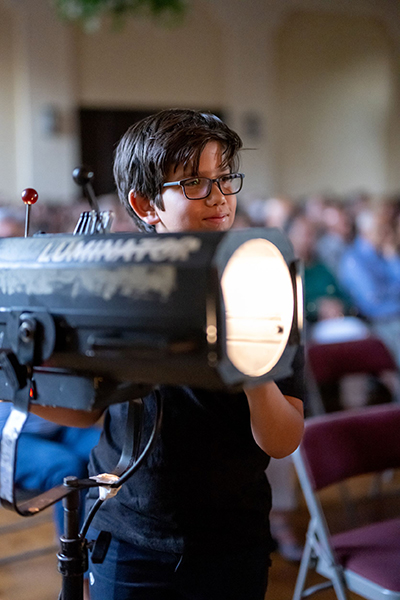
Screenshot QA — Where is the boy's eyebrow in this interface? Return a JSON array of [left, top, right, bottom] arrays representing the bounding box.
[[176, 164, 231, 178]]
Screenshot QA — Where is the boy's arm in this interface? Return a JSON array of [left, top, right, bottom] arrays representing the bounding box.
[[244, 381, 304, 459], [29, 404, 103, 428]]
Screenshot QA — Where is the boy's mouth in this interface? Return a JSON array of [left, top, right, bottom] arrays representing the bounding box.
[[204, 218, 230, 229], [204, 213, 229, 224]]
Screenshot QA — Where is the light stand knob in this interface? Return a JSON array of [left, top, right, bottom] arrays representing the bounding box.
[[21, 188, 38, 238], [72, 166, 99, 212]]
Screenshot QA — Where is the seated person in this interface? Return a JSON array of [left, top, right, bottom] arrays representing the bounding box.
[[0, 402, 101, 536], [287, 213, 354, 327], [338, 205, 400, 368]]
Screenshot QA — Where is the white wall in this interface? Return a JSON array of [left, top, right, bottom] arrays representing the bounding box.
[[275, 11, 394, 197], [23, 0, 80, 202], [76, 2, 223, 109], [0, 3, 17, 202], [0, 0, 80, 204], [2, 0, 400, 206]]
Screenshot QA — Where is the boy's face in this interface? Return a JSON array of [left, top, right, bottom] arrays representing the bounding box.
[[155, 141, 237, 233]]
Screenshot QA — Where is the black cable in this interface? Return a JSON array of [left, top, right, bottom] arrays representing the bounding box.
[[80, 497, 104, 540], [113, 388, 163, 487], [79, 388, 163, 539]]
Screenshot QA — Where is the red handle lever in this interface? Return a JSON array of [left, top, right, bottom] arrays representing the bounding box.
[[21, 188, 39, 206]]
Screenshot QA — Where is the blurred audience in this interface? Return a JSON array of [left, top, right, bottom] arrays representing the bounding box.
[[232, 203, 253, 229], [315, 200, 355, 277], [0, 207, 25, 237], [262, 195, 295, 232], [338, 199, 400, 368], [286, 212, 354, 328]]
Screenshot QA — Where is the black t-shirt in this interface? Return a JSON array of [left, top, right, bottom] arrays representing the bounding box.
[[87, 347, 304, 553]]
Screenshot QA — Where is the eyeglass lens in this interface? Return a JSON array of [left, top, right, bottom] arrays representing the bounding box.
[[183, 174, 242, 199]]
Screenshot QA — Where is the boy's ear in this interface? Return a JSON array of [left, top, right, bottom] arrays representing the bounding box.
[[128, 190, 161, 226]]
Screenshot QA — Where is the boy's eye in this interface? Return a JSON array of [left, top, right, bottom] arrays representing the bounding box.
[[185, 178, 202, 187], [220, 174, 233, 183]]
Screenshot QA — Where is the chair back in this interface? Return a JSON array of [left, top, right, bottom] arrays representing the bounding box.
[[298, 404, 400, 491], [307, 338, 397, 385]]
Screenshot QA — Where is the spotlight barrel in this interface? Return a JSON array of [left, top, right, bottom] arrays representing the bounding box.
[[0, 228, 302, 410]]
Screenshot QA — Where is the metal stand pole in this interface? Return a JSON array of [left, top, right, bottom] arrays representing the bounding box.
[[57, 477, 87, 600]]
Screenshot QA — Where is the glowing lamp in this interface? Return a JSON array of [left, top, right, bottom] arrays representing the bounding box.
[[222, 236, 299, 378]]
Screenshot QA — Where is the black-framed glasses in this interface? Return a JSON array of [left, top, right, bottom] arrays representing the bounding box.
[[162, 173, 245, 200]]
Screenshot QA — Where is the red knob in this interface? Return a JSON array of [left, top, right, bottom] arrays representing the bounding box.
[[21, 188, 38, 205]]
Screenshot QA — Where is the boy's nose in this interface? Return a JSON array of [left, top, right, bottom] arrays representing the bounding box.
[[205, 182, 227, 206]]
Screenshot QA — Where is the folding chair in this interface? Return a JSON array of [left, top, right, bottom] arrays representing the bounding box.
[[292, 404, 400, 600], [306, 337, 400, 416]]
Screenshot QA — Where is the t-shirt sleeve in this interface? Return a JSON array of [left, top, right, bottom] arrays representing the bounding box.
[[275, 346, 305, 401]]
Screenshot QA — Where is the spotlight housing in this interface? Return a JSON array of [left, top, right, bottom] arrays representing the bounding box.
[[0, 228, 302, 410]]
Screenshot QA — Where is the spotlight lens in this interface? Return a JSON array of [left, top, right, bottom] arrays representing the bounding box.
[[221, 238, 294, 377]]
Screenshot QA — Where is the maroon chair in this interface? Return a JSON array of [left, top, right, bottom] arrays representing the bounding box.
[[292, 404, 400, 600], [306, 337, 399, 416]]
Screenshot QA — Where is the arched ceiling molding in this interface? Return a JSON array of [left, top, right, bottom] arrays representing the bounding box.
[[267, 0, 400, 52]]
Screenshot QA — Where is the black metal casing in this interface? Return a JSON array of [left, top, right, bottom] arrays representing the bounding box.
[[0, 228, 300, 411]]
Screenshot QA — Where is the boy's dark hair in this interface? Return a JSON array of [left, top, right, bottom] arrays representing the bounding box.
[[113, 108, 243, 232]]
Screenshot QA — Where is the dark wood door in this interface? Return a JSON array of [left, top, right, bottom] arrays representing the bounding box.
[[79, 108, 158, 196]]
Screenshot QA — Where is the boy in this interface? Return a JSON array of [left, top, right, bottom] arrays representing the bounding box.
[[35, 109, 304, 599]]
